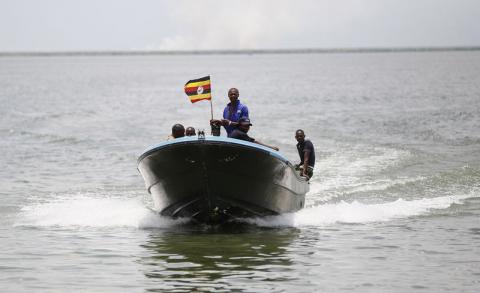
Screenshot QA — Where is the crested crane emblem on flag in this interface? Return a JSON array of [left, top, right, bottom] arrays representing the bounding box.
[[184, 76, 211, 103]]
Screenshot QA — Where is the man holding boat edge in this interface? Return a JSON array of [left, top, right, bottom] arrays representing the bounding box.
[[295, 129, 315, 179]]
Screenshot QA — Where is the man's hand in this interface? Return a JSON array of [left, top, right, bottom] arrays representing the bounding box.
[[210, 119, 222, 126], [220, 119, 230, 126]]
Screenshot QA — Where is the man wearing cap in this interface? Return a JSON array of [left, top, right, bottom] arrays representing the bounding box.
[[229, 117, 279, 151], [211, 88, 249, 136]]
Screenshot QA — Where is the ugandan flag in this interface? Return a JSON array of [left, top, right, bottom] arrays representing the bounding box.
[[184, 76, 212, 103]]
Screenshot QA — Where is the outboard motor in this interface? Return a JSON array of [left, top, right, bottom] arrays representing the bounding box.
[[198, 130, 205, 140]]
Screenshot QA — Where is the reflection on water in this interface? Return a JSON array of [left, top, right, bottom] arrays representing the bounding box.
[[138, 224, 299, 292]]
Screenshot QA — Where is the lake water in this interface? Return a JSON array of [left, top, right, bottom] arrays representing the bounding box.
[[1, 51, 479, 292]]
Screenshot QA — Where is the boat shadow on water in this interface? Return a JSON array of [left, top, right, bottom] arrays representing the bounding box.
[[137, 224, 301, 291]]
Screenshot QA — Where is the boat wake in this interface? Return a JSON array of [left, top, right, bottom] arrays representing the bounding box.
[[243, 193, 476, 228], [15, 194, 188, 229], [15, 192, 477, 229]]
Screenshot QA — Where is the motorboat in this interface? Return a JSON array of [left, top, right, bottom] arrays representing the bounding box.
[[137, 133, 309, 223]]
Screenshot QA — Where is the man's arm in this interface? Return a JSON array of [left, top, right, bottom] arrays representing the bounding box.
[[254, 140, 279, 151], [211, 118, 238, 129], [219, 106, 232, 127], [220, 119, 238, 128], [302, 150, 311, 176]]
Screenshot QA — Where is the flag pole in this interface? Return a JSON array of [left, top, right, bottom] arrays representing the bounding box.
[[209, 75, 213, 120], [208, 91, 220, 136], [210, 98, 214, 120]]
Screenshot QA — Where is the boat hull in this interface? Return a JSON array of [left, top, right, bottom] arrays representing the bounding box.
[[137, 136, 308, 223]]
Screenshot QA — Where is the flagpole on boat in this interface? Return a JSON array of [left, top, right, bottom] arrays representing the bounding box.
[[208, 77, 221, 136], [209, 74, 213, 120], [209, 98, 213, 120]]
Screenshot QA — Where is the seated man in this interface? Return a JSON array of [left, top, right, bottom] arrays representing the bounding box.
[[167, 123, 185, 140], [229, 117, 279, 151], [185, 126, 196, 136], [294, 129, 315, 179]]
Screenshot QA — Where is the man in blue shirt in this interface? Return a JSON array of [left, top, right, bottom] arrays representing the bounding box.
[[216, 88, 249, 135]]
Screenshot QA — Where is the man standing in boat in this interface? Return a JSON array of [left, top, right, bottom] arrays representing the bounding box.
[[295, 129, 315, 179], [211, 88, 249, 136], [229, 117, 279, 151]]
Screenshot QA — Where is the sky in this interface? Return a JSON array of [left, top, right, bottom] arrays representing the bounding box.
[[1, 0, 479, 52]]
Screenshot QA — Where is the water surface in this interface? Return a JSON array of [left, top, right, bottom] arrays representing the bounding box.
[[1, 51, 479, 292]]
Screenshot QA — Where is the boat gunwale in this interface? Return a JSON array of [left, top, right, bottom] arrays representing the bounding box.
[[137, 136, 290, 165]]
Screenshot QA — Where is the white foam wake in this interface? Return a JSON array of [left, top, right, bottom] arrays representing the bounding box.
[[15, 195, 187, 229], [245, 194, 475, 227], [316, 146, 412, 192], [305, 176, 426, 204], [15, 193, 476, 229]]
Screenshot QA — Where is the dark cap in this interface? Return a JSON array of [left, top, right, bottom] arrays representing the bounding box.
[[238, 117, 252, 126]]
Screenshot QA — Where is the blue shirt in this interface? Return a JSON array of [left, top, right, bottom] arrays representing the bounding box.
[[222, 100, 249, 135]]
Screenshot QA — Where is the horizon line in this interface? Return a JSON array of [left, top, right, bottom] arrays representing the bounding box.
[[1, 46, 480, 57]]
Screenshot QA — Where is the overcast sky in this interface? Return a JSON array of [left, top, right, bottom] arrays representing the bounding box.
[[1, 0, 479, 52]]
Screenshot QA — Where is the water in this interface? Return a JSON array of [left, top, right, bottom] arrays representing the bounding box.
[[1, 51, 479, 292]]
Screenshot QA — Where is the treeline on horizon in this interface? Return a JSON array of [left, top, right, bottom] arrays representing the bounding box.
[[1, 46, 479, 57]]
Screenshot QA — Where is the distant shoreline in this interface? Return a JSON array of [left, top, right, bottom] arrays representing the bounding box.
[[1, 46, 479, 57]]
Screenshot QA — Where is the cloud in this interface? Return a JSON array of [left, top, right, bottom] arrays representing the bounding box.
[[155, 0, 300, 50], [152, 0, 480, 50], [0, 0, 479, 51]]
